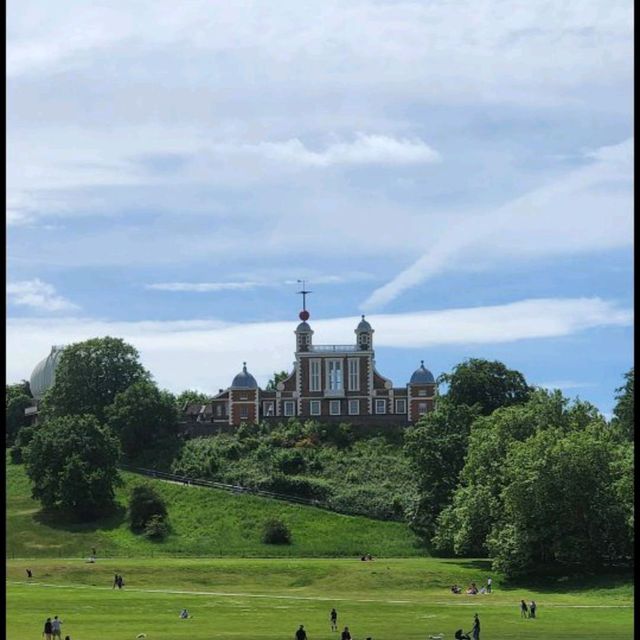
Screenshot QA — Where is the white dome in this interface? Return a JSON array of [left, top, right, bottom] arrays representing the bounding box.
[[30, 346, 66, 400]]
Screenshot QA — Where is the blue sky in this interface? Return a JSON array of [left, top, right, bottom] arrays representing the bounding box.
[[6, 1, 633, 416]]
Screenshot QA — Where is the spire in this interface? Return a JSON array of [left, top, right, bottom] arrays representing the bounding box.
[[297, 279, 312, 321]]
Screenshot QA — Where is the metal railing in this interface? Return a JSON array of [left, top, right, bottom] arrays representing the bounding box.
[[309, 344, 361, 352]]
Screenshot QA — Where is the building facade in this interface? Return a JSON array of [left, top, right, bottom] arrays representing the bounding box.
[[184, 309, 437, 428]]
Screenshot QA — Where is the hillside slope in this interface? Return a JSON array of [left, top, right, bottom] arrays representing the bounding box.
[[6, 461, 424, 558]]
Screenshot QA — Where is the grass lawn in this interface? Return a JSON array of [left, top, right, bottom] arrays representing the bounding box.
[[7, 461, 422, 558], [6, 557, 633, 640]]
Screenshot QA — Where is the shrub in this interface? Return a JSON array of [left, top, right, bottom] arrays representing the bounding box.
[[262, 518, 291, 544], [9, 445, 22, 464], [144, 514, 170, 540], [129, 484, 168, 531]]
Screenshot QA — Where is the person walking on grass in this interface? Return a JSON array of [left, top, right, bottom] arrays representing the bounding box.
[[42, 617, 53, 640], [330, 608, 338, 631], [520, 600, 528, 618], [486, 577, 492, 593], [341, 626, 352, 640], [530, 600, 537, 618], [51, 615, 63, 639], [471, 613, 480, 640], [113, 573, 118, 589], [295, 624, 307, 640]]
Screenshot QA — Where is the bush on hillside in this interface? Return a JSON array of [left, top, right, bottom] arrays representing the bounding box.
[[144, 514, 170, 540], [129, 484, 168, 532], [262, 518, 291, 544], [258, 474, 332, 501]]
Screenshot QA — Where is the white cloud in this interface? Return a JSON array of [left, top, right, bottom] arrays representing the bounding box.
[[234, 135, 440, 167], [7, 279, 79, 312], [537, 380, 596, 391], [6, 297, 632, 393], [362, 138, 634, 310]]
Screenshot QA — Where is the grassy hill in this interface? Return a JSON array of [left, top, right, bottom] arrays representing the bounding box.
[[6, 460, 424, 558]]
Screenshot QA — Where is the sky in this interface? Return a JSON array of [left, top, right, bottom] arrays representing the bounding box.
[[6, 0, 633, 417]]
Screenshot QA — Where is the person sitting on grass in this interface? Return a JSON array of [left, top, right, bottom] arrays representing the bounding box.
[[451, 585, 462, 594], [179, 609, 189, 619]]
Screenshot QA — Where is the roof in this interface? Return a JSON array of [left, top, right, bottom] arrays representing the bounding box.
[[30, 345, 66, 400], [295, 321, 312, 332], [231, 363, 259, 389], [356, 314, 372, 332], [409, 361, 436, 384]]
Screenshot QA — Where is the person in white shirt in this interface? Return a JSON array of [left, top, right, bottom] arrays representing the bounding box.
[[51, 616, 63, 638], [487, 577, 492, 593]]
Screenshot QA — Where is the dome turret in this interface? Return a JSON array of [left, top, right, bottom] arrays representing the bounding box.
[[409, 361, 435, 384], [30, 345, 66, 400], [355, 315, 373, 350], [231, 362, 258, 389]]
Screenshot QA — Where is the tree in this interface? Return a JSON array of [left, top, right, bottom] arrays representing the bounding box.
[[404, 399, 479, 538], [262, 518, 292, 544], [128, 484, 168, 531], [433, 390, 604, 556], [611, 368, 633, 440], [43, 336, 149, 422], [175, 389, 210, 409], [438, 358, 532, 416], [106, 380, 178, 458], [6, 393, 33, 446], [24, 414, 121, 520], [6, 380, 31, 403], [265, 371, 290, 391], [488, 424, 632, 576]]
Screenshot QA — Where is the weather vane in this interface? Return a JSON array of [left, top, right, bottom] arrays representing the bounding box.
[[297, 279, 312, 320]]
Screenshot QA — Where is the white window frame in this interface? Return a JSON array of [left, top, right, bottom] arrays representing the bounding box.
[[348, 399, 359, 415], [263, 401, 274, 416], [240, 405, 249, 419], [327, 359, 343, 392], [216, 405, 223, 417], [310, 359, 321, 392], [418, 389, 427, 397], [348, 358, 360, 391], [418, 402, 428, 414], [284, 401, 296, 417], [375, 398, 387, 414], [310, 400, 321, 416], [395, 398, 407, 414], [330, 400, 341, 415]]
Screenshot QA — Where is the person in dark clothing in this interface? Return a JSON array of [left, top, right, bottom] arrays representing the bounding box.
[[530, 600, 537, 618], [520, 600, 528, 618], [341, 627, 352, 640], [113, 574, 119, 589], [26, 568, 33, 578], [43, 618, 53, 640], [117, 575, 124, 589], [295, 624, 307, 640], [471, 613, 480, 640], [330, 608, 338, 631]]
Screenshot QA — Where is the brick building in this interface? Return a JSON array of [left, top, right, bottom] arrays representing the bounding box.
[[184, 307, 437, 428]]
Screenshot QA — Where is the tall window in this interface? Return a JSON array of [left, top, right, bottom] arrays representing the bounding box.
[[284, 401, 296, 417], [348, 358, 360, 391], [240, 406, 249, 419], [395, 399, 407, 414], [310, 400, 321, 416], [310, 359, 321, 391], [418, 402, 428, 415], [348, 399, 359, 415], [327, 360, 343, 391], [330, 400, 341, 415], [375, 399, 387, 414], [263, 401, 274, 416]]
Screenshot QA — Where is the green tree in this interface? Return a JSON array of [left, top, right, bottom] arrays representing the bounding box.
[[265, 371, 290, 391], [106, 380, 178, 458], [176, 389, 211, 409], [488, 424, 632, 576], [611, 368, 633, 440], [24, 414, 121, 520], [404, 399, 479, 538], [433, 390, 604, 556], [6, 393, 33, 446], [6, 380, 31, 403], [438, 358, 532, 416], [43, 337, 149, 422], [128, 484, 168, 531]]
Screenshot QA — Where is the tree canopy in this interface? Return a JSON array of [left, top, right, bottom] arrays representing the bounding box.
[[266, 371, 290, 391], [106, 380, 178, 458], [438, 358, 532, 415], [176, 389, 211, 408], [43, 336, 149, 422], [611, 368, 633, 440], [25, 414, 121, 520]]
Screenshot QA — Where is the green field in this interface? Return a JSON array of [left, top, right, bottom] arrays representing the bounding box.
[[6, 557, 633, 639], [6, 462, 422, 558]]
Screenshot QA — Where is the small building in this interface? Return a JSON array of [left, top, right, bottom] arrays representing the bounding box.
[[183, 307, 436, 428]]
